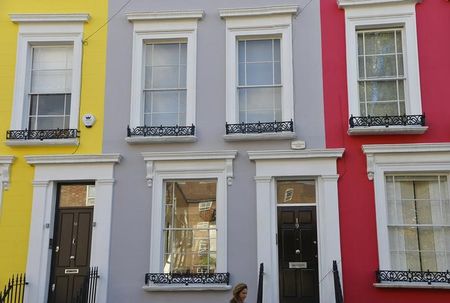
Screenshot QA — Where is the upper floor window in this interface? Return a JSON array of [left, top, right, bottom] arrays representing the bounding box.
[[126, 11, 203, 143], [143, 42, 187, 126], [338, 0, 426, 134], [7, 14, 88, 144], [238, 39, 281, 123], [220, 6, 298, 139], [29, 46, 73, 130]]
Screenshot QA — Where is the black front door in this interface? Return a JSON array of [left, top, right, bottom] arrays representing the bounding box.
[[48, 184, 94, 303], [278, 206, 319, 303]]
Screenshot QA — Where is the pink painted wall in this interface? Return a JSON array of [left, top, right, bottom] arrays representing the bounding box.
[[320, 0, 450, 302]]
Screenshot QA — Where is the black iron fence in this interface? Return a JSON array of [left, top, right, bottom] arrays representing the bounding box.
[[6, 129, 79, 141], [75, 267, 99, 303], [349, 114, 425, 128], [127, 125, 195, 137], [225, 120, 294, 134], [376, 269, 450, 285], [256, 263, 264, 303], [145, 272, 229, 286], [333, 260, 344, 303], [0, 273, 27, 303]]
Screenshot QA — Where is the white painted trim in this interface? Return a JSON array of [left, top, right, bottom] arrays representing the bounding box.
[[24, 154, 120, 303], [348, 126, 427, 135], [218, 5, 299, 18], [0, 157, 14, 213], [5, 138, 79, 146], [143, 284, 232, 291], [125, 136, 197, 144], [223, 132, 296, 141], [338, 0, 421, 8], [248, 149, 344, 160], [143, 156, 235, 283], [128, 18, 199, 129], [25, 154, 121, 165], [222, 10, 295, 124], [10, 14, 90, 23], [362, 143, 450, 271], [373, 282, 450, 289], [10, 20, 85, 131], [249, 149, 343, 303], [342, 1, 422, 119], [126, 10, 204, 21]]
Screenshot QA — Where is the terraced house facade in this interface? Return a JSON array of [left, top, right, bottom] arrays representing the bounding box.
[[0, 1, 119, 303]]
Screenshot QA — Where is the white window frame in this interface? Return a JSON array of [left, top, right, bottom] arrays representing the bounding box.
[[338, 1, 426, 135], [220, 6, 298, 139], [126, 11, 203, 143], [363, 143, 450, 288], [9, 14, 88, 144], [142, 150, 236, 291]]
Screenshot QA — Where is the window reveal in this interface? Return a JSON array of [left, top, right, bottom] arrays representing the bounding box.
[[163, 180, 217, 274]]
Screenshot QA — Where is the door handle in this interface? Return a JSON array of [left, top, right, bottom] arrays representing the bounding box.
[[55, 246, 59, 253], [51, 283, 55, 292], [295, 249, 301, 255], [295, 218, 299, 229], [70, 255, 75, 260]]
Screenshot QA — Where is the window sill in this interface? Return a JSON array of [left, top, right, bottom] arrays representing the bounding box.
[[125, 136, 197, 144], [143, 284, 232, 292], [348, 126, 428, 136], [223, 132, 296, 141], [374, 282, 450, 290], [5, 138, 79, 146]]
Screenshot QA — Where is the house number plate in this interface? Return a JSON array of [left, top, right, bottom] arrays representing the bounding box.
[[289, 262, 307, 269], [64, 269, 79, 274]]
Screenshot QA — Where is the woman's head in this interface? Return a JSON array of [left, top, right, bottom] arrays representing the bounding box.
[[233, 283, 248, 302]]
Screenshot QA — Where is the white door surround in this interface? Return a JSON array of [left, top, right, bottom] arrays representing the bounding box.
[[23, 154, 121, 303], [248, 149, 344, 303]]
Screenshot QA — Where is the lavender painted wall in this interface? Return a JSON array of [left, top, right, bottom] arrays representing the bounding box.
[[102, 0, 325, 302]]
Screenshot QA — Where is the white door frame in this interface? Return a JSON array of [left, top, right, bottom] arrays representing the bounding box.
[[248, 149, 344, 303], [23, 154, 120, 303]]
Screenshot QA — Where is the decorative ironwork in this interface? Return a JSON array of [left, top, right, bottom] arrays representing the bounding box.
[[0, 273, 27, 303], [349, 114, 425, 128], [127, 125, 195, 137], [376, 269, 450, 285], [256, 263, 264, 303], [75, 267, 100, 303], [145, 272, 230, 286], [333, 261, 344, 303], [6, 129, 79, 140], [225, 120, 294, 134]]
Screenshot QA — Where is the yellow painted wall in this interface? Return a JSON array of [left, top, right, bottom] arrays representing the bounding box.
[[0, 0, 108, 286]]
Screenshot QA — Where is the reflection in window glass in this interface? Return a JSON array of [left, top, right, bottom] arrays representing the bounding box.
[[163, 180, 217, 273], [386, 175, 450, 271], [277, 180, 316, 204]]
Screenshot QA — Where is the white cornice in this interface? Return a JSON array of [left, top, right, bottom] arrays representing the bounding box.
[[126, 10, 204, 22], [248, 149, 344, 160], [362, 143, 450, 155], [10, 14, 90, 23], [338, 0, 421, 9], [142, 150, 237, 161], [219, 5, 299, 18], [25, 154, 121, 165], [0, 156, 15, 165]]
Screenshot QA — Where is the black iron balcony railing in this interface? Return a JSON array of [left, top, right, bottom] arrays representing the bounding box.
[[75, 267, 100, 303], [333, 260, 344, 303], [6, 129, 79, 141], [225, 120, 294, 134], [127, 125, 195, 137], [0, 273, 27, 303], [376, 269, 450, 285], [145, 272, 230, 286], [349, 114, 425, 128]]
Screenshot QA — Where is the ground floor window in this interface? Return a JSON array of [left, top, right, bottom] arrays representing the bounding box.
[[163, 179, 217, 274], [386, 175, 450, 271]]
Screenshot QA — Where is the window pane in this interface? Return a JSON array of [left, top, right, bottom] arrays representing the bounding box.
[[152, 66, 179, 89], [32, 117, 66, 130], [152, 43, 180, 66], [365, 81, 400, 102], [245, 40, 273, 62], [246, 63, 274, 85], [163, 180, 217, 273], [238, 87, 281, 123], [144, 91, 186, 126], [364, 31, 396, 55], [364, 55, 397, 78], [277, 180, 316, 204], [36, 94, 66, 115], [28, 94, 70, 130]]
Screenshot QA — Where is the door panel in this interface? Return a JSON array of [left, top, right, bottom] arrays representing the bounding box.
[[278, 206, 319, 303], [48, 184, 94, 303]]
